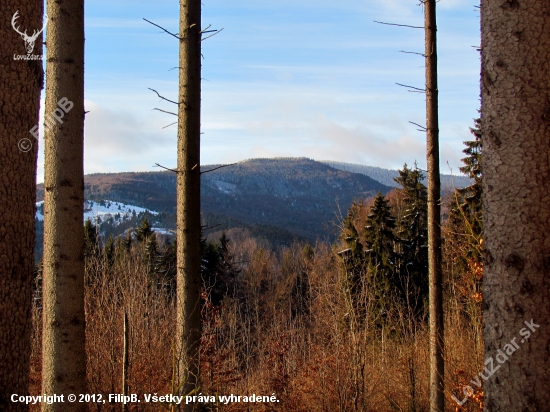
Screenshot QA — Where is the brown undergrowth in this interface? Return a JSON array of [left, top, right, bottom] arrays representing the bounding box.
[[28, 233, 483, 412]]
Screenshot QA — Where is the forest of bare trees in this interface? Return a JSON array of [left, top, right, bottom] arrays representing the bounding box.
[[1, 0, 549, 411]]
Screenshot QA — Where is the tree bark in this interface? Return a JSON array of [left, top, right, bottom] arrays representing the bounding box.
[[0, 2, 43, 410], [176, 0, 202, 408], [41, 0, 86, 410], [481, 1, 550, 410], [424, 1, 444, 411]]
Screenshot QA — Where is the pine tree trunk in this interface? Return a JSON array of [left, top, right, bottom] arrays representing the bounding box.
[[176, 0, 202, 406], [424, 1, 444, 411], [481, 1, 550, 409], [0, 2, 43, 410], [41, 0, 86, 410]]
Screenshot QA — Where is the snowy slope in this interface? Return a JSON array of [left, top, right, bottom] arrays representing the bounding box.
[[36, 200, 158, 226]]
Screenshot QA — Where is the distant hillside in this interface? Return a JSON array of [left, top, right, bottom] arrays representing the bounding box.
[[321, 161, 472, 189], [36, 158, 391, 244]]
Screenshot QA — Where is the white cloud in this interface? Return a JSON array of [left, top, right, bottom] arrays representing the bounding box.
[[84, 100, 171, 155]]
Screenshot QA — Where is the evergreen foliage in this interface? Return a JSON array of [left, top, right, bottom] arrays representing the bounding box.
[[445, 118, 484, 321], [104, 234, 115, 265], [452, 118, 483, 260], [201, 232, 240, 306], [394, 164, 429, 316], [135, 217, 154, 243], [364, 192, 398, 312], [84, 219, 99, 257], [339, 202, 365, 300]]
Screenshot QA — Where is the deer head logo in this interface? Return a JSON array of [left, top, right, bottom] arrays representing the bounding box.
[[12, 11, 47, 55]]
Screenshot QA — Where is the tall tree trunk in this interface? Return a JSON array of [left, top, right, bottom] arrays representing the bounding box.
[[176, 0, 202, 407], [481, 1, 550, 409], [0, 2, 43, 410], [424, 1, 444, 411], [41, 0, 86, 410]]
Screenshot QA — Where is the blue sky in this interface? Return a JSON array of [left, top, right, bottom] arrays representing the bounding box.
[[35, 0, 481, 182]]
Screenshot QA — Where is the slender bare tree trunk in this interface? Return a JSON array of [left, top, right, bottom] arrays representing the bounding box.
[[41, 0, 86, 410], [176, 0, 202, 408], [424, 1, 444, 411], [481, 1, 550, 409], [0, 3, 43, 410]]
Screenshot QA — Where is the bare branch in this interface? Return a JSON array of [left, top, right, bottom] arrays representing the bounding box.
[[148, 88, 181, 105], [199, 24, 212, 34], [162, 121, 178, 129], [373, 20, 423, 29], [201, 224, 222, 231], [200, 163, 237, 175], [399, 50, 426, 57], [154, 163, 179, 173], [396, 82, 426, 92], [143, 18, 181, 40], [409, 121, 427, 131], [201, 27, 224, 42], [153, 108, 178, 116]]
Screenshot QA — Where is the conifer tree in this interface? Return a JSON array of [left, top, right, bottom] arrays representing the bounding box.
[[339, 202, 366, 311], [394, 165, 429, 315], [104, 234, 115, 265], [1, 2, 43, 407], [84, 219, 99, 257], [42, 0, 86, 408], [144, 235, 160, 277], [481, 1, 550, 407], [364, 192, 398, 311], [123, 230, 133, 254], [135, 217, 154, 243], [340, 203, 365, 288], [445, 120, 483, 324], [176, 1, 202, 398], [217, 232, 240, 298], [453, 118, 483, 255]]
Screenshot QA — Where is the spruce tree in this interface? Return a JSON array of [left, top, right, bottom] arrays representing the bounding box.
[[218, 232, 240, 298], [339, 202, 366, 312], [1, 4, 43, 403], [453, 117, 483, 257], [84, 219, 99, 257], [394, 165, 429, 316], [135, 217, 154, 243], [104, 234, 115, 265], [340, 203, 365, 288], [481, 1, 550, 406], [364, 192, 398, 312], [144, 235, 160, 277], [42, 0, 86, 407], [176, 0, 202, 401], [446, 119, 483, 328]]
